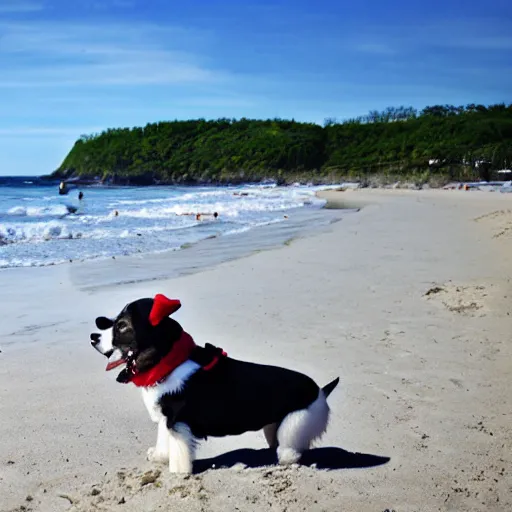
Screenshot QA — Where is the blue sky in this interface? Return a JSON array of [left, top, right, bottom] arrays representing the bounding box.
[[0, 0, 511, 176]]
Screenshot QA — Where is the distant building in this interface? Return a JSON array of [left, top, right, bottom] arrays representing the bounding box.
[[428, 159, 446, 166], [474, 160, 490, 169]]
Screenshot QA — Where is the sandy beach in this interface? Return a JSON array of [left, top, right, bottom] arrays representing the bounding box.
[[1, 188, 511, 512]]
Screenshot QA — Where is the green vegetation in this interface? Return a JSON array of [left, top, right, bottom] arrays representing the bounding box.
[[54, 103, 512, 185]]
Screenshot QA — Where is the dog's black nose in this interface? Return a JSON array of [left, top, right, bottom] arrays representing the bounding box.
[[90, 333, 100, 346]]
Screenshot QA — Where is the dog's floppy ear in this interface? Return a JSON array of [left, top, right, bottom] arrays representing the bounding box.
[[96, 317, 114, 330], [149, 294, 181, 326]]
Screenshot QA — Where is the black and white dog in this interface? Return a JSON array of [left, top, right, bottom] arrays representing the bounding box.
[[90, 294, 339, 474]]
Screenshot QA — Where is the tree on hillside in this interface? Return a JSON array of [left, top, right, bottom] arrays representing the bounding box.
[[54, 103, 512, 184]]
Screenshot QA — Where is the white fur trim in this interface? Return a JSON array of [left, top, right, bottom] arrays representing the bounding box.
[[276, 390, 330, 465], [141, 360, 200, 423]]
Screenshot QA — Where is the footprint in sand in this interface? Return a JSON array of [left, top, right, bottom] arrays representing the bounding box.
[[424, 282, 488, 317], [474, 209, 512, 239]]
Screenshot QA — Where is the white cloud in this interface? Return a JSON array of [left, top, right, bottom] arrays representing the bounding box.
[[0, 21, 227, 87]]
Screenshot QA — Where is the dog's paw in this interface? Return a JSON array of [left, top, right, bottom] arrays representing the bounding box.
[[168, 458, 193, 474], [147, 447, 169, 463], [277, 446, 302, 465]]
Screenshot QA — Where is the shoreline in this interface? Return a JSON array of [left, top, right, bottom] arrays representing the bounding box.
[[69, 204, 355, 291], [1, 189, 511, 511], [0, 202, 356, 288], [0, 182, 347, 271]]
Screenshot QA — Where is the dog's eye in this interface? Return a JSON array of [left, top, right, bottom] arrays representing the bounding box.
[[117, 321, 128, 331]]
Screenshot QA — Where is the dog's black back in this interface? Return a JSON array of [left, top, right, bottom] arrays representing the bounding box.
[[160, 346, 320, 439]]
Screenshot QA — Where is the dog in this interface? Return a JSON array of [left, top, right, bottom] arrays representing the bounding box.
[[90, 294, 339, 473]]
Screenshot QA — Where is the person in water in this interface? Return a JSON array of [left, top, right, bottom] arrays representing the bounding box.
[[181, 211, 219, 221], [63, 191, 85, 216], [76, 191, 85, 214]]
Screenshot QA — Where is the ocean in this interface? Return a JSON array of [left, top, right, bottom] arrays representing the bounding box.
[[0, 176, 338, 269]]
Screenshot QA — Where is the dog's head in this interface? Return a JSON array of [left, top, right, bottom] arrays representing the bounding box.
[[90, 294, 183, 382]]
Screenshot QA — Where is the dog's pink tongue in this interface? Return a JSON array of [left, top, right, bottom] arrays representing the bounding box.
[[106, 358, 126, 371]]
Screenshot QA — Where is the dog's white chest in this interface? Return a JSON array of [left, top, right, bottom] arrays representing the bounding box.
[[140, 360, 200, 423]]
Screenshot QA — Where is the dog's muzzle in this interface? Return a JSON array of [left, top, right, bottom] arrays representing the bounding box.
[[90, 332, 127, 371]]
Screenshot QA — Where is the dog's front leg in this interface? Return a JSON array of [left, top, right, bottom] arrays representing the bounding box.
[[147, 417, 170, 463], [168, 422, 196, 474]]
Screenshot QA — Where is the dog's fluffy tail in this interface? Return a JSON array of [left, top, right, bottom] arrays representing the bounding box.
[[322, 377, 340, 398]]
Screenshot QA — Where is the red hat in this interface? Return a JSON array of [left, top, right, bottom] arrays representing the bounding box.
[[149, 294, 181, 326]]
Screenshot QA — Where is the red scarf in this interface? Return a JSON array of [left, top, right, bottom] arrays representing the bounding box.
[[130, 331, 196, 387], [125, 294, 226, 387]]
